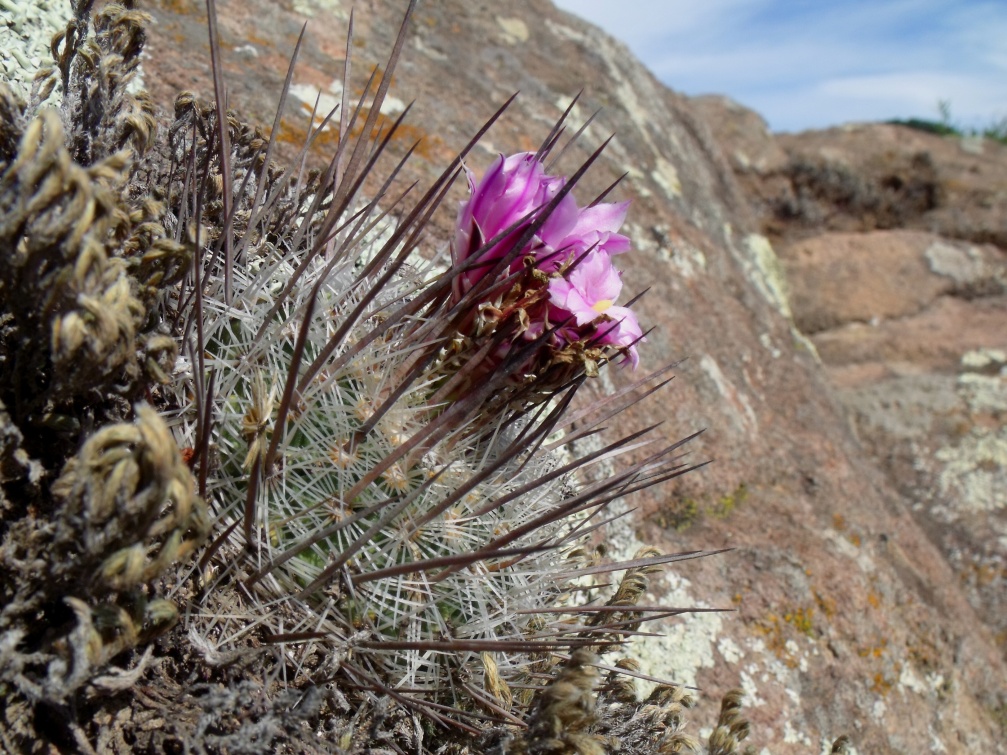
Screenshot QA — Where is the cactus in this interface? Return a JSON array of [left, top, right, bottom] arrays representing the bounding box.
[[149, 0, 720, 738], [163, 91, 699, 733]]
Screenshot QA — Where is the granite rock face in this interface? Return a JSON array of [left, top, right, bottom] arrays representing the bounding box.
[[137, 0, 1007, 751], [697, 95, 1007, 750]]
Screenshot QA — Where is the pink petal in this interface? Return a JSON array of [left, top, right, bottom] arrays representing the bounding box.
[[597, 231, 631, 255], [571, 200, 630, 236], [560, 201, 632, 257], [547, 278, 598, 326], [538, 191, 580, 247], [568, 250, 622, 304]]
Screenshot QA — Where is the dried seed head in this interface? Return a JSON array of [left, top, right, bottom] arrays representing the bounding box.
[[707, 689, 753, 755]]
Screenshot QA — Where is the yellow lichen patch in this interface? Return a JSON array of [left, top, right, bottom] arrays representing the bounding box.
[[871, 670, 896, 696], [858, 638, 888, 660], [859, 638, 909, 696], [783, 606, 816, 638], [832, 507, 863, 546], [754, 606, 817, 667], [150, 0, 203, 16], [712, 483, 748, 519], [266, 107, 443, 161], [957, 555, 1007, 587], [814, 590, 836, 619]]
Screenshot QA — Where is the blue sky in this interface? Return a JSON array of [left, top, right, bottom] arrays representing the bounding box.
[[552, 0, 1007, 133]]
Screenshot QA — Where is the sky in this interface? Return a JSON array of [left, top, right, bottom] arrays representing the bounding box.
[[551, 0, 1007, 133]]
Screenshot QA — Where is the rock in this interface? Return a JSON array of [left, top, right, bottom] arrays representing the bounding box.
[[691, 94, 796, 236], [779, 229, 1005, 348], [691, 95, 789, 176], [131, 1, 1007, 751], [695, 90, 1007, 753]]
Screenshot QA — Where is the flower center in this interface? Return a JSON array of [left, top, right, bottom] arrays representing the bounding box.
[[592, 299, 613, 314]]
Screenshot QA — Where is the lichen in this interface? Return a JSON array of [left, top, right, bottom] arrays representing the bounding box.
[[924, 240, 985, 284], [0, 0, 72, 103], [652, 155, 682, 198], [934, 429, 1007, 515], [496, 16, 530, 44], [742, 234, 792, 320], [700, 354, 759, 438]]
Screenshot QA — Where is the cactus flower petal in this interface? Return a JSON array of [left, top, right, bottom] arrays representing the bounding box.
[[548, 250, 643, 367]]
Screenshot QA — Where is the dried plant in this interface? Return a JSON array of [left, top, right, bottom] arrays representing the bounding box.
[[0, 3, 207, 749], [706, 689, 754, 755]]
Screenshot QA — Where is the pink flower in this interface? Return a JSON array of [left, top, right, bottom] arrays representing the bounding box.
[[453, 153, 577, 293], [560, 200, 632, 259], [548, 250, 643, 368], [452, 152, 644, 370], [452, 153, 632, 288]]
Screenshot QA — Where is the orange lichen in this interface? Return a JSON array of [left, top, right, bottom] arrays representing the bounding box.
[[858, 638, 888, 659], [151, 0, 203, 15], [958, 557, 1006, 587], [871, 671, 895, 696], [267, 106, 442, 161], [814, 590, 836, 618], [754, 605, 817, 667]]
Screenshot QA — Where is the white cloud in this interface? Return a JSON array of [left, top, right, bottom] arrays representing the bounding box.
[[552, 0, 1007, 131], [817, 71, 1007, 122]]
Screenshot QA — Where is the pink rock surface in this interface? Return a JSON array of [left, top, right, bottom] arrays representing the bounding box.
[[697, 95, 1007, 752]]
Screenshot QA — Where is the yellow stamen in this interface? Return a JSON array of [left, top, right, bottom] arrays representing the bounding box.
[[592, 299, 613, 313]]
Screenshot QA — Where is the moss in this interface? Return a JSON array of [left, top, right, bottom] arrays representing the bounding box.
[[659, 482, 749, 531], [990, 701, 1007, 736], [656, 497, 701, 531], [712, 482, 748, 519]]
